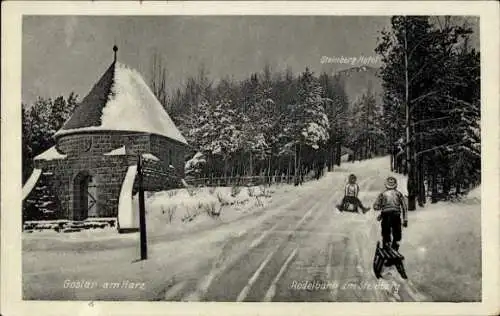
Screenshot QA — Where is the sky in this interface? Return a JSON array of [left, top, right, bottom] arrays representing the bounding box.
[[22, 16, 393, 105], [22, 16, 478, 105]]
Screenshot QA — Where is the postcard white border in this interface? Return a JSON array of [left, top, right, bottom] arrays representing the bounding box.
[[2, 1, 499, 316]]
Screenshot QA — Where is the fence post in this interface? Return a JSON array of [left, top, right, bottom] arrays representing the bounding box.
[[137, 155, 148, 260]]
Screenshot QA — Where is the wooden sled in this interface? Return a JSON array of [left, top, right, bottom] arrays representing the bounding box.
[[336, 201, 365, 214], [373, 241, 408, 279]]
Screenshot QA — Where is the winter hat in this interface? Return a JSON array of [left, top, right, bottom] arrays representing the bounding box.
[[385, 177, 397, 189]]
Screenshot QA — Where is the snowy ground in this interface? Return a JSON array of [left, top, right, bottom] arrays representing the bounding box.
[[23, 184, 289, 250], [23, 156, 481, 302], [403, 189, 481, 301], [134, 184, 284, 237]]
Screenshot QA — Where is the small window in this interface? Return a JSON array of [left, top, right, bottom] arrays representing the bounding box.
[[81, 137, 92, 152]]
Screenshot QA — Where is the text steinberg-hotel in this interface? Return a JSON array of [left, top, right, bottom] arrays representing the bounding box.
[[320, 55, 380, 65]]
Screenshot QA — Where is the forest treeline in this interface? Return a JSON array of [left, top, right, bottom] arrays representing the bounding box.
[[152, 59, 389, 184], [375, 16, 480, 208]]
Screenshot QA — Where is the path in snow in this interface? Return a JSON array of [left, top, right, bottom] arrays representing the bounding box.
[[23, 157, 431, 301]]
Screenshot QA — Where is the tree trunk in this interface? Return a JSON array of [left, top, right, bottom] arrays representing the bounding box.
[[327, 139, 333, 172], [298, 144, 303, 185], [335, 141, 341, 166], [243, 157, 247, 177], [456, 180, 461, 196], [330, 144, 335, 171], [431, 165, 438, 203], [365, 137, 369, 160], [249, 152, 253, 177], [267, 155, 271, 184], [294, 144, 298, 185], [417, 155, 426, 207], [277, 157, 281, 183], [223, 158, 228, 179], [404, 21, 416, 211], [443, 171, 451, 199], [390, 145, 395, 172], [287, 159, 292, 184]]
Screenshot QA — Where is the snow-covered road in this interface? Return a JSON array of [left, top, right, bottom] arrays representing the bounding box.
[[23, 157, 479, 302]]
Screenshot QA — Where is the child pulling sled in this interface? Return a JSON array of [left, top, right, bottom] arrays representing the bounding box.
[[372, 176, 408, 279]]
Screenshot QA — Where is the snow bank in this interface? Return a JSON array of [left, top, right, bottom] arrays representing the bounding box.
[[466, 186, 481, 200], [185, 152, 206, 169], [23, 218, 118, 234], [117, 165, 139, 230], [22, 168, 42, 200], [23, 224, 136, 248], [132, 185, 276, 236], [34, 146, 67, 161], [103, 145, 126, 156], [402, 195, 481, 301]]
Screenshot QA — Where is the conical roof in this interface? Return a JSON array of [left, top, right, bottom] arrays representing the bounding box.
[[55, 58, 187, 145]]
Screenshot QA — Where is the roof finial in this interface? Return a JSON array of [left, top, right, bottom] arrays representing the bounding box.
[[113, 45, 118, 62]]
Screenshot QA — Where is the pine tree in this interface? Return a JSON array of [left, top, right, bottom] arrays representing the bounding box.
[[319, 72, 349, 170], [23, 93, 78, 222], [22, 105, 34, 182], [185, 99, 242, 178], [22, 94, 78, 184], [282, 68, 330, 184], [345, 91, 383, 160], [24, 171, 61, 222]]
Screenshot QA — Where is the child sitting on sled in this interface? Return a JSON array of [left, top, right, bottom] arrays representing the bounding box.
[[337, 174, 370, 213]]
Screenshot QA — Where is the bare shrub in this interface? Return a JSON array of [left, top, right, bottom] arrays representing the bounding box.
[[255, 195, 264, 207], [215, 192, 226, 204], [181, 209, 196, 223], [259, 185, 266, 197], [187, 186, 198, 197], [162, 205, 176, 223], [204, 201, 222, 218], [231, 185, 241, 197], [259, 184, 273, 198], [208, 186, 217, 195], [167, 190, 178, 198]]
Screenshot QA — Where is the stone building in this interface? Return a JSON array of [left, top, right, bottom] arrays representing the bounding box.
[[23, 47, 188, 231]]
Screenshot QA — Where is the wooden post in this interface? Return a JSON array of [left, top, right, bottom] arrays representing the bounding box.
[[137, 155, 148, 260]]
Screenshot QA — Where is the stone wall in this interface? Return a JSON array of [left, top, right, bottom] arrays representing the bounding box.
[[56, 131, 150, 157], [32, 132, 149, 219], [27, 132, 187, 221], [34, 154, 130, 219], [150, 134, 186, 178]]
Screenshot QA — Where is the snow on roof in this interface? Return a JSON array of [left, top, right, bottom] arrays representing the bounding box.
[[103, 148, 160, 161], [103, 145, 126, 156], [55, 62, 188, 145], [34, 146, 67, 161], [142, 153, 159, 161]]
